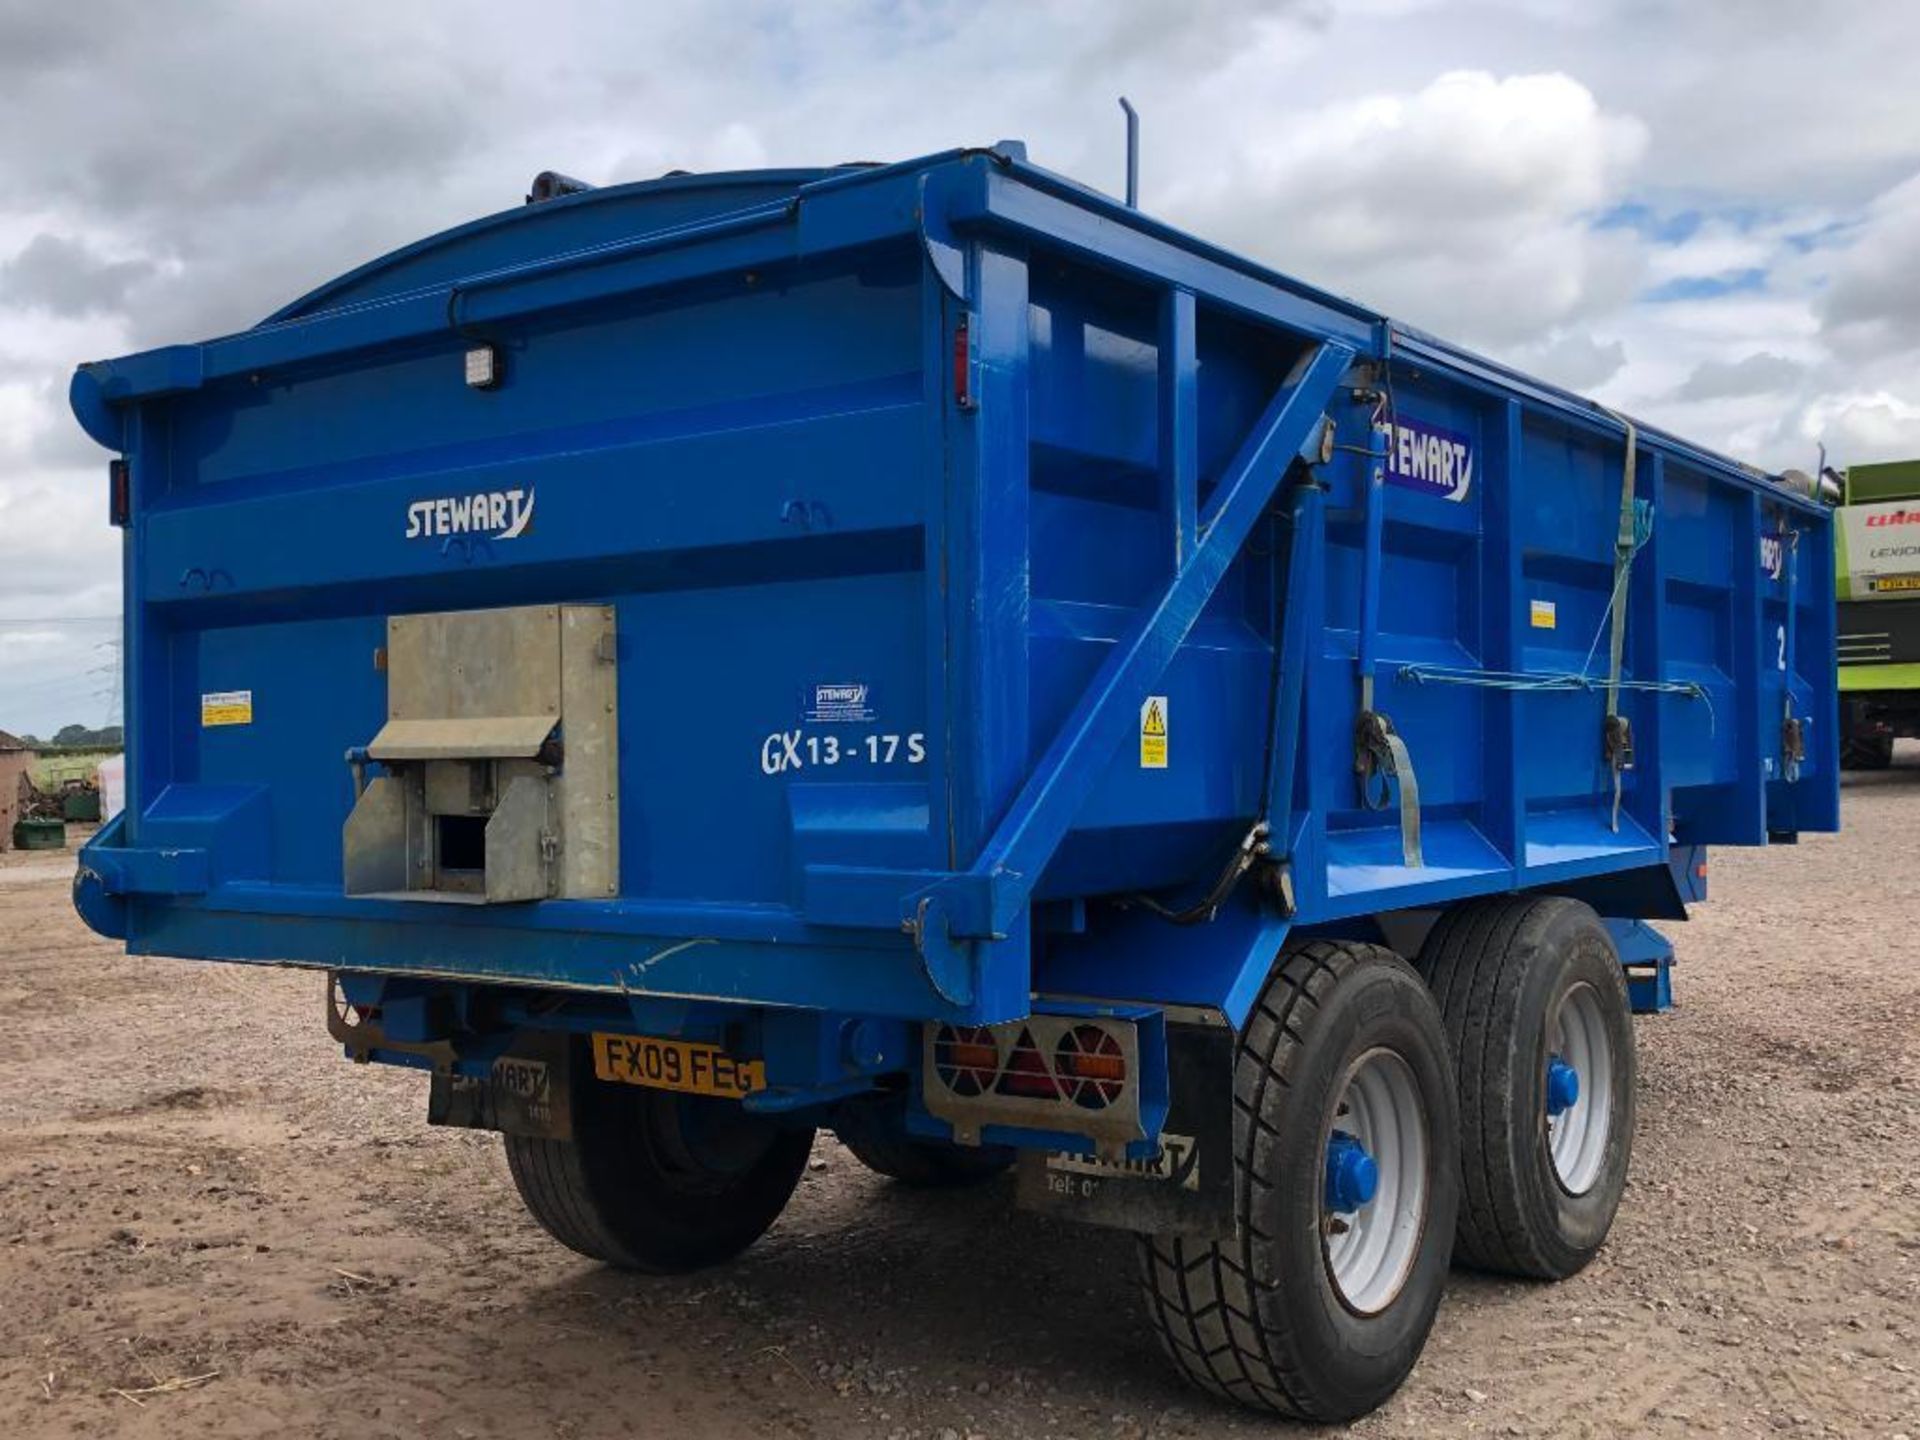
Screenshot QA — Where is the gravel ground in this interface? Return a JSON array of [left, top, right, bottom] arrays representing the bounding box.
[[1, 762, 1916, 1440]]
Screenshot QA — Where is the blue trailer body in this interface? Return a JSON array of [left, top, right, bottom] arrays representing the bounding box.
[[70, 142, 1836, 1067]]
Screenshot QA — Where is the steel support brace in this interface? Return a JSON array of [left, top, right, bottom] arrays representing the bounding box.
[[1159, 289, 1199, 568], [948, 243, 1034, 867], [1735, 492, 1768, 840], [1356, 416, 1388, 712], [1780, 524, 1804, 785], [1352, 394, 1423, 868], [1260, 473, 1326, 881], [1626, 452, 1668, 841], [904, 341, 1354, 955]]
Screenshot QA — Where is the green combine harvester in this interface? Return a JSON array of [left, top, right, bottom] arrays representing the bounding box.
[[1838, 458, 1920, 768]]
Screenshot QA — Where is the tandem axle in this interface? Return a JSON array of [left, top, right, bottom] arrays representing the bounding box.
[[338, 895, 1673, 1257]]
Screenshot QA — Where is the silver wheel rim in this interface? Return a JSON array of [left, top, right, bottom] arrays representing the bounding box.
[[1322, 1048, 1429, 1315], [1547, 982, 1614, 1195]]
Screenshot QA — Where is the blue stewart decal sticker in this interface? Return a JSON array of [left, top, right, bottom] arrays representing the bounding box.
[[1386, 417, 1474, 502]]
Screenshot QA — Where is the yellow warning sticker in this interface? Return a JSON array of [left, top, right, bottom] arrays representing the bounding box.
[[201, 690, 253, 727], [1140, 695, 1168, 769], [1529, 599, 1557, 630]]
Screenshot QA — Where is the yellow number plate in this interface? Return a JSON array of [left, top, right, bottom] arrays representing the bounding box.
[[591, 1033, 766, 1099]]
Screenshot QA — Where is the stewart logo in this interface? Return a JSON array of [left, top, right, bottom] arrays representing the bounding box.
[[1047, 1131, 1203, 1192], [1761, 533, 1784, 579], [404, 488, 535, 541], [1385, 416, 1474, 502], [801, 681, 877, 724]]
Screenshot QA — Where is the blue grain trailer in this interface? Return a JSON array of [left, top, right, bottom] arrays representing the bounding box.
[[69, 144, 1838, 1421]]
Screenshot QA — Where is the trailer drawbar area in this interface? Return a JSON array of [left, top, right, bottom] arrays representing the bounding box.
[[69, 144, 1839, 1421]]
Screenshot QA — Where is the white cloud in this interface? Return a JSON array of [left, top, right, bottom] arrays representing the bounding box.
[[1507, 330, 1630, 392], [1, 0, 1918, 729], [1796, 389, 1920, 461], [0, 473, 119, 608], [1642, 220, 1773, 288], [1676, 352, 1804, 402], [1822, 171, 1920, 361], [1165, 70, 1648, 345]]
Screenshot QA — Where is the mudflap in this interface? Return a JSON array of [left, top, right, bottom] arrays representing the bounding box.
[[427, 1029, 575, 1140], [1016, 1012, 1236, 1241]]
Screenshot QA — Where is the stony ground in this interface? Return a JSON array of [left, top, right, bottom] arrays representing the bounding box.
[[1, 761, 1916, 1440]]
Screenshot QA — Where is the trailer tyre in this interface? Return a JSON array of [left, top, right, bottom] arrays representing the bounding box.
[[1138, 940, 1459, 1422], [1417, 895, 1635, 1280], [505, 1075, 813, 1274], [833, 1091, 1015, 1187], [1841, 732, 1894, 770]]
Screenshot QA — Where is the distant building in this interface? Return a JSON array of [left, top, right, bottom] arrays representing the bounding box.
[[0, 730, 36, 851]]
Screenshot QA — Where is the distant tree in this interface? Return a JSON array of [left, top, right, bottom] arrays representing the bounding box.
[[46, 724, 124, 748]]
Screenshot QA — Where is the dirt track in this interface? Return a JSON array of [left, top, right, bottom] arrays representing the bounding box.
[[2, 764, 1917, 1440]]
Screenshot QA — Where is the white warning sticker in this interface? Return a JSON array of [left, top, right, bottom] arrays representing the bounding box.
[[1529, 599, 1557, 630], [1140, 695, 1168, 769]]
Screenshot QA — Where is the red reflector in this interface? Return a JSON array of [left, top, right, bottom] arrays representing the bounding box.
[[1695, 863, 1708, 878], [995, 1028, 1059, 1100], [999, 1068, 1058, 1098], [952, 316, 972, 410], [109, 458, 131, 527]]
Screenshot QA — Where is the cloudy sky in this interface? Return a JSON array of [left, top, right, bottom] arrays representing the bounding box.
[[3, 0, 1918, 736]]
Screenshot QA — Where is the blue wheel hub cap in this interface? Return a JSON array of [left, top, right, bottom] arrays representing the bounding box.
[[1324, 1131, 1380, 1213], [1546, 1054, 1580, 1117]]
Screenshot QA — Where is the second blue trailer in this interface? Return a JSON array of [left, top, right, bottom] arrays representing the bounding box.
[[70, 142, 1838, 1421]]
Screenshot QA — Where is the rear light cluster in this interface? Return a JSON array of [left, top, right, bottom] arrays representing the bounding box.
[[932, 1021, 1129, 1110], [933, 1025, 998, 1097], [1057, 1024, 1126, 1108]]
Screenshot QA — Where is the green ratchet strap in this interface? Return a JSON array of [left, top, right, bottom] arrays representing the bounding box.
[[1353, 392, 1423, 871], [1355, 709, 1423, 868]]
